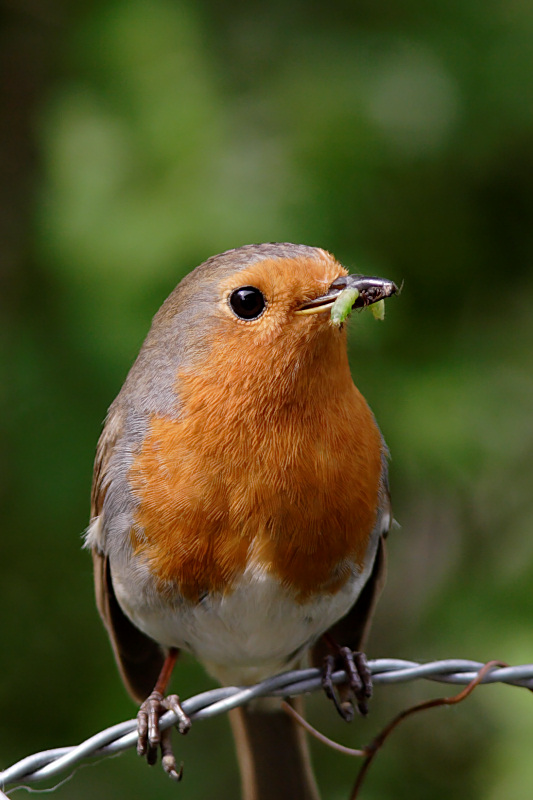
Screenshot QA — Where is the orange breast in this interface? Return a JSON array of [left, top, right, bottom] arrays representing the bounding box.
[[128, 320, 383, 603]]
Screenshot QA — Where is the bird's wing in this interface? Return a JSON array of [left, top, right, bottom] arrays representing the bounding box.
[[91, 410, 165, 704], [312, 536, 387, 666]]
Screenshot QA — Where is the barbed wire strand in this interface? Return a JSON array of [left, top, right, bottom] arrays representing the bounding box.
[[2, 658, 533, 793]]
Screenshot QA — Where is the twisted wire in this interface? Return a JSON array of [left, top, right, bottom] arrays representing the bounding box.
[[2, 658, 532, 792]]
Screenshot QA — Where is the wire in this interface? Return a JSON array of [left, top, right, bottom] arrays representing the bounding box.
[[2, 658, 532, 792]]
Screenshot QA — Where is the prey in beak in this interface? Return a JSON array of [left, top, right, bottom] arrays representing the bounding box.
[[295, 275, 398, 321]]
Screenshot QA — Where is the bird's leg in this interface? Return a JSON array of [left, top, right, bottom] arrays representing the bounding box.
[[137, 647, 191, 779], [321, 634, 373, 721]]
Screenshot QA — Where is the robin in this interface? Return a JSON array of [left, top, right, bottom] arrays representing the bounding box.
[[87, 243, 396, 800]]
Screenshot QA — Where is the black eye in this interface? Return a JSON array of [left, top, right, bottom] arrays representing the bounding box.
[[229, 286, 266, 320]]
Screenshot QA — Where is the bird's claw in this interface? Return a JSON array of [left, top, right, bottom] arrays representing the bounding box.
[[137, 691, 191, 779], [322, 648, 373, 721]]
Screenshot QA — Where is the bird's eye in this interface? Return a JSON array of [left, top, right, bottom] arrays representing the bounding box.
[[229, 286, 266, 320]]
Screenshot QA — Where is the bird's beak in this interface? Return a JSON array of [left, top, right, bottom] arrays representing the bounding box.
[[295, 274, 399, 315]]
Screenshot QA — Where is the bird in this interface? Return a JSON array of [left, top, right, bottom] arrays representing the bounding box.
[[86, 242, 396, 799]]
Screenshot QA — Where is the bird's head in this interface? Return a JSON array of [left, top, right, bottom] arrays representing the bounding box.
[[126, 243, 397, 416]]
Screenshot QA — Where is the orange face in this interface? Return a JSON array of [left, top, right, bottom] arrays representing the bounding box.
[[127, 251, 384, 603]]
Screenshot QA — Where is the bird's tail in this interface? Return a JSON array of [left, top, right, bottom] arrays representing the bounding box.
[[229, 697, 320, 800]]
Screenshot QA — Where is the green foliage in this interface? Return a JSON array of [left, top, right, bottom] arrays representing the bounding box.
[[3, 0, 533, 797]]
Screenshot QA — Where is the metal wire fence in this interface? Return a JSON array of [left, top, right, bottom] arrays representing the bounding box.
[[2, 658, 533, 793]]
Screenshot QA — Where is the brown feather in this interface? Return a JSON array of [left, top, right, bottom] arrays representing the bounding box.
[[91, 409, 165, 702], [90, 408, 123, 520], [229, 697, 320, 800]]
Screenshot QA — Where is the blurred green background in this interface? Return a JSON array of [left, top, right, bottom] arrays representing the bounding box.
[[2, 1, 533, 798]]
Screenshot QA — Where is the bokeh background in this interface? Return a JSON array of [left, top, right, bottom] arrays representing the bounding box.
[[2, 1, 533, 798]]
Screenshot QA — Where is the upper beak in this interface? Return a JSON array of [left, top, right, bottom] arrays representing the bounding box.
[[295, 274, 399, 315]]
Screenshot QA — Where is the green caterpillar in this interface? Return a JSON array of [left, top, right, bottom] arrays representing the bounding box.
[[330, 289, 386, 325]]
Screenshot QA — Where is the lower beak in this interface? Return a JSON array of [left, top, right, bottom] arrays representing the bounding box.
[[295, 274, 398, 315]]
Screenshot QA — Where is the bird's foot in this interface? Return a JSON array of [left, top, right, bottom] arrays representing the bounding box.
[[322, 647, 373, 721], [137, 691, 191, 780]]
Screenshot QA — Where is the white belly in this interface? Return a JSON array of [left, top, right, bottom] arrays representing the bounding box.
[[111, 528, 379, 686]]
